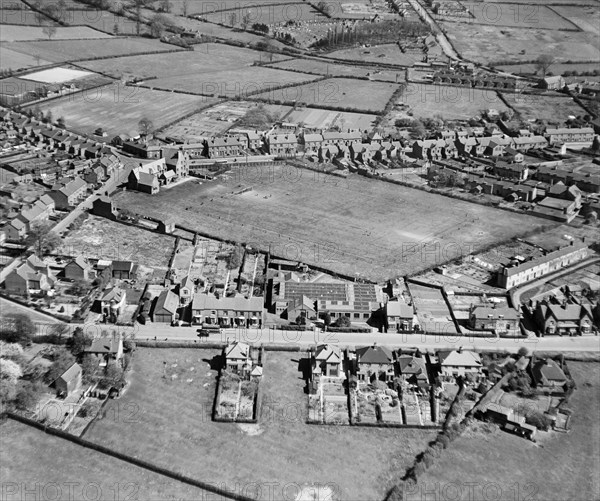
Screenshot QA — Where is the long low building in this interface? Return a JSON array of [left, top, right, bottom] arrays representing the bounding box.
[[497, 241, 589, 289], [191, 293, 264, 327]]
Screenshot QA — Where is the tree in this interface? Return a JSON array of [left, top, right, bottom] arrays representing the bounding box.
[[228, 12, 237, 27], [591, 136, 600, 153], [517, 347, 529, 358], [0, 358, 23, 383], [26, 221, 61, 256], [1, 314, 36, 346], [316, 0, 331, 15], [66, 327, 92, 358], [295, 315, 307, 325], [44, 110, 53, 124], [57, 116, 66, 128], [319, 311, 331, 327], [150, 14, 167, 38], [535, 54, 554, 78], [98, 364, 124, 389], [334, 315, 351, 328], [0, 341, 24, 359], [68, 280, 92, 297], [138, 117, 154, 138], [42, 25, 57, 40], [81, 355, 99, 384], [182, 0, 189, 16], [240, 13, 251, 30], [48, 323, 69, 343], [14, 381, 44, 410], [226, 244, 243, 270]]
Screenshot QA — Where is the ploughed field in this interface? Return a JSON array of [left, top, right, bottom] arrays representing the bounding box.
[[114, 165, 550, 282]]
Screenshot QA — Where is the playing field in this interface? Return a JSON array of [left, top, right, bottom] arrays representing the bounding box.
[[85, 348, 436, 500], [114, 165, 551, 281], [250, 77, 399, 112], [30, 86, 217, 138], [396, 83, 510, 120], [0, 419, 213, 500], [2, 37, 177, 64], [0, 24, 111, 42], [501, 92, 588, 123], [414, 362, 600, 501]]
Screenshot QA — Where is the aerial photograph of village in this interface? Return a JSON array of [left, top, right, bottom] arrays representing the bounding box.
[[0, 0, 599, 499]]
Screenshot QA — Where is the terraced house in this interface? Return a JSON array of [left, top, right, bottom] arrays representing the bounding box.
[[266, 134, 298, 157], [535, 301, 594, 336]]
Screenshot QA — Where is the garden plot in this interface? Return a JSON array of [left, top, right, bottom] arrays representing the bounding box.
[[409, 283, 458, 335], [355, 384, 403, 424], [20, 67, 94, 84], [286, 107, 378, 130]]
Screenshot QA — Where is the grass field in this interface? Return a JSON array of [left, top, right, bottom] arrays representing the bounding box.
[[395, 83, 510, 120], [59, 216, 175, 271], [0, 297, 61, 325], [414, 362, 600, 501], [501, 92, 587, 123], [3, 37, 177, 64], [552, 5, 600, 34], [443, 23, 600, 65], [251, 77, 399, 112], [114, 165, 551, 281], [30, 86, 216, 138], [60, 7, 147, 35], [447, 3, 579, 30], [267, 57, 404, 82], [0, 419, 213, 500], [497, 62, 600, 77], [0, 24, 111, 42], [0, 46, 53, 71], [78, 42, 289, 81], [326, 43, 420, 66], [86, 348, 435, 500]]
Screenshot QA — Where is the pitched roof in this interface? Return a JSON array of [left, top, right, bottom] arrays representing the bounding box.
[[386, 301, 413, 318], [356, 345, 393, 365], [154, 289, 179, 315], [59, 177, 87, 197], [398, 355, 426, 375], [531, 359, 567, 385], [438, 350, 481, 368], [191, 293, 263, 313], [225, 341, 250, 360], [471, 306, 520, 321], [315, 344, 341, 364], [57, 363, 81, 383]]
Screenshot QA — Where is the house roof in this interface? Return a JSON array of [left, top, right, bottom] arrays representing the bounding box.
[[471, 306, 520, 321], [438, 350, 482, 368], [543, 303, 592, 321], [386, 301, 413, 318], [56, 362, 81, 383], [356, 345, 393, 365], [86, 337, 121, 354], [502, 242, 587, 277], [100, 286, 126, 303], [59, 177, 87, 197], [225, 341, 250, 360], [531, 359, 567, 385], [315, 344, 341, 364], [154, 289, 179, 315], [67, 255, 90, 270], [112, 260, 134, 272], [398, 355, 426, 375], [192, 293, 263, 313]]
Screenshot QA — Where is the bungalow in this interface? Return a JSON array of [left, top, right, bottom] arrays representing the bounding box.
[[468, 306, 521, 336], [152, 289, 179, 323], [64, 255, 92, 281], [54, 363, 82, 397], [313, 344, 343, 378], [224, 341, 252, 375], [355, 345, 395, 383], [535, 301, 594, 336], [530, 358, 567, 389], [85, 337, 124, 367], [438, 349, 482, 379]]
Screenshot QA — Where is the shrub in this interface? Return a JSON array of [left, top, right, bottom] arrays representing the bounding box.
[[438, 434, 450, 449]]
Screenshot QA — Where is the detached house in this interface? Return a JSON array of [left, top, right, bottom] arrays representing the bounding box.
[[313, 344, 343, 378], [530, 358, 567, 389], [398, 354, 429, 388], [64, 255, 92, 281], [438, 349, 482, 379], [355, 345, 395, 383], [386, 301, 414, 332], [468, 306, 521, 336], [224, 341, 252, 375], [98, 286, 127, 321], [85, 337, 124, 367], [54, 363, 82, 397], [4, 261, 53, 294], [535, 301, 594, 336]]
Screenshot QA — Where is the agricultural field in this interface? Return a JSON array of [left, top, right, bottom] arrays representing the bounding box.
[[393, 83, 510, 120], [501, 92, 588, 123], [30, 86, 214, 138], [446, 3, 579, 30], [79, 42, 288, 81], [552, 5, 600, 34], [0, 3, 57, 25], [60, 6, 146, 35], [58, 216, 175, 273], [160, 101, 290, 141], [286, 106, 378, 130], [326, 43, 421, 66], [200, 2, 326, 25], [86, 348, 436, 500], [0, 46, 53, 71], [114, 164, 550, 282], [413, 362, 600, 501], [267, 57, 404, 82], [0, 419, 213, 500], [442, 23, 600, 65], [0, 24, 111, 42], [2, 37, 177, 65], [251, 77, 399, 112]]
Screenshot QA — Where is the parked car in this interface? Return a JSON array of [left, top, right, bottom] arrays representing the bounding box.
[[197, 329, 211, 338]]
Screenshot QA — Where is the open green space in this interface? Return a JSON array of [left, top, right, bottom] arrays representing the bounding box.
[[115, 165, 551, 282]]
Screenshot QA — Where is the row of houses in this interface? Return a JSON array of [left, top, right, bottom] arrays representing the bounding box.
[[4, 194, 55, 241], [431, 70, 518, 90]]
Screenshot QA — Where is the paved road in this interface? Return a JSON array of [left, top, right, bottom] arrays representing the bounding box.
[[130, 324, 600, 353]]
